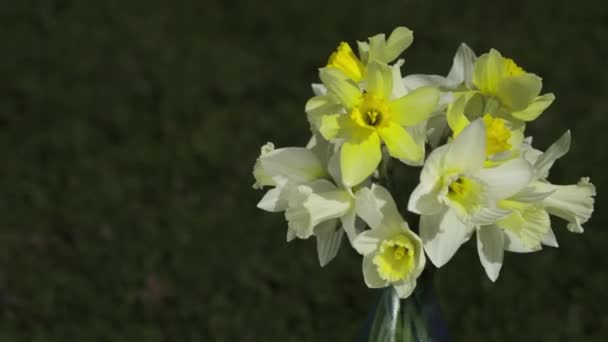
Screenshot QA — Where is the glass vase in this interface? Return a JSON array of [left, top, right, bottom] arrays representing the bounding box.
[[359, 271, 451, 342]]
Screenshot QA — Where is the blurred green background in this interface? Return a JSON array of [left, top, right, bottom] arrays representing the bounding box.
[[0, 0, 606, 341]]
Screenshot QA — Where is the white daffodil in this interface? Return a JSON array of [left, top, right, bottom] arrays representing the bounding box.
[[253, 136, 363, 267], [285, 178, 356, 266], [352, 184, 425, 299], [474, 131, 596, 281], [522, 131, 596, 234], [408, 119, 533, 268], [253, 142, 327, 212]]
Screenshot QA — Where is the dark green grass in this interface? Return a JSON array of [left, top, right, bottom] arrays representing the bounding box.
[[0, 0, 606, 340]]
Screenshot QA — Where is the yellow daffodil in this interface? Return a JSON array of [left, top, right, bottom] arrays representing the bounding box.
[[472, 49, 555, 122], [318, 61, 439, 187]]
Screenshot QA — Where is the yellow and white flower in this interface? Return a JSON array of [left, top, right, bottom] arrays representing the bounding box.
[[474, 131, 595, 281], [352, 184, 425, 298], [472, 49, 554, 122], [447, 94, 525, 165], [306, 27, 414, 132], [408, 119, 533, 267], [316, 61, 439, 187]]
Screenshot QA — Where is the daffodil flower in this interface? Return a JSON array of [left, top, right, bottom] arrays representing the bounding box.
[[306, 27, 416, 135], [472, 49, 555, 122], [408, 119, 533, 267], [352, 184, 425, 299], [285, 178, 356, 266], [317, 61, 439, 187], [447, 94, 525, 165], [253, 142, 327, 212], [474, 131, 595, 281]]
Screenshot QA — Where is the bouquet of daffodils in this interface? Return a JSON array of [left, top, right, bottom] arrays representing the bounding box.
[[252, 27, 596, 339]]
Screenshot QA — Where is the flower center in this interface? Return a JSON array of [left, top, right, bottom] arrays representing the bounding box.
[[482, 114, 512, 156], [351, 93, 390, 129], [373, 234, 415, 282], [364, 108, 383, 126], [446, 175, 484, 215], [326, 42, 366, 82]]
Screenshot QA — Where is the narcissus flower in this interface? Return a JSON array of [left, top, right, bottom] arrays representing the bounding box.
[[408, 119, 533, 267], [474, 131, 596, 281], [317, 61, 439, 187], [447, 94, 525, 165], [471, 49, 555, 122], [253, 142, 327, 212], [353, 184, 425, 298], [253, 136, 361, 267]]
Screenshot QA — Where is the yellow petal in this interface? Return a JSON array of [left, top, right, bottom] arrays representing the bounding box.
[[319, 114, 342, 140], [446, 92, 472, 135], [379, 123, 422, 162], [366, 61, 393, 100], [326, 42, 366, 82], [368, 27, 413, 64], [473, 49, 505, 95], [497, 73, 542, 111], [341, 132, 381, 187], [319, 67, 362, 109], [390, 86, 440, 126], [511, 93, 555, 121]]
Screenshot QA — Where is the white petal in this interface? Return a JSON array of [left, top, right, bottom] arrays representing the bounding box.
[[541, 228, 559, 248], [471, 207, 511, 225], [257, 183, 291, 212], [503, 230, 542, 253], [390, 59, 407, 98], [420, 208, 473, 267], [370, 184, 405, 228], [476, 157, 533, 200], [540, 178, 596, 233], [362, 255, 389, 288], [261, 147, 326, 184], [510, 183, 555, 203], [315, 220, 343, 267], [286, 226, 297, 242], [533, 131, 570, 179], [311, 83, 328, 96], [355, 187, 383, 230], [394, 280, 417, 299], [408, 182, 443, 215], [426, 112, 449, 148], [446, 43, 477, 88], [352, 229, 386, 255], [407, 144, 448, 215], [340, 208, 359, 243], [402, 74, 457, 90], [444, 119, 486, 173], [476, 225, 505, 282], [355, 184, 404, 230], [284, 180, 352, 239]]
